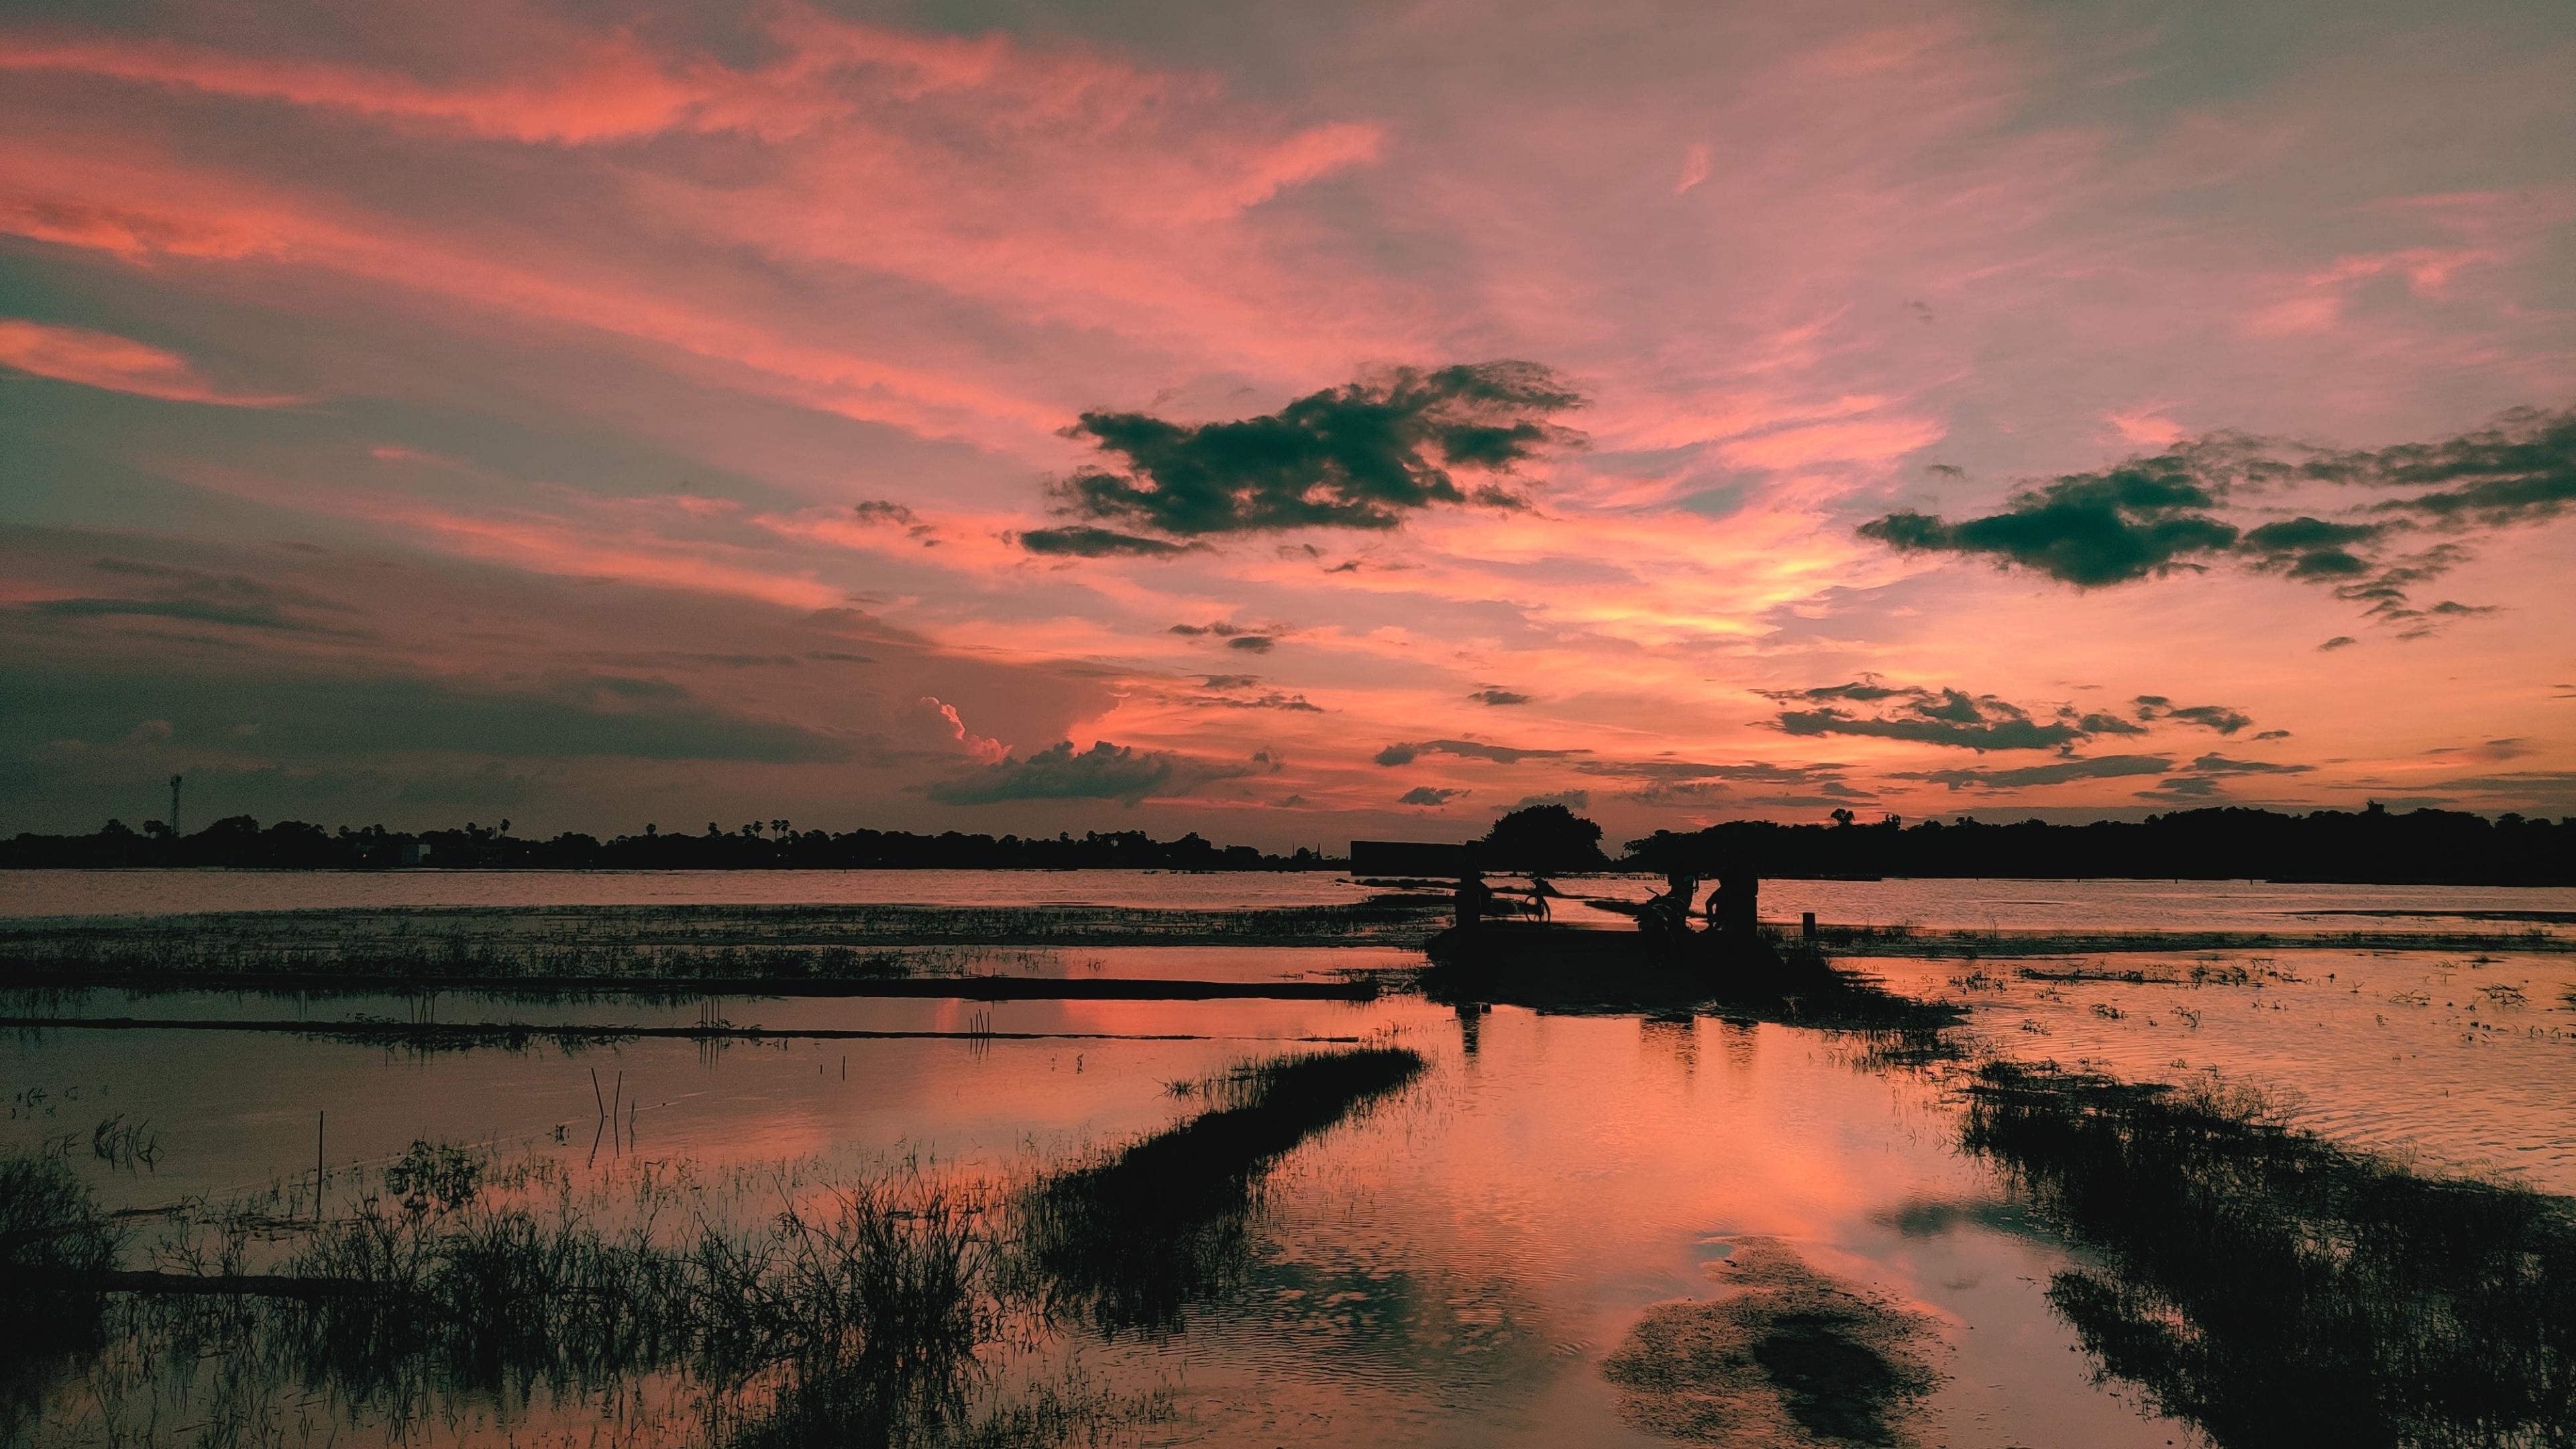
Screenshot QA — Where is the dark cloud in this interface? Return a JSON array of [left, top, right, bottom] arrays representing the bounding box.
[[2133, 696, 2254, 735], [0, 663, 859, 765], [1578, 759, 1843, 786], [926, 740, 1246, 806], [2184, 754, 2315, 775], [1018, 526, 1194, 557], [1570, 757, 1866, 807], [1398, 786, 1466, 806], [2239, 517, 2387, 580], [2411, 771, 2576, 810], [2137, 775, 2227, 800], [1373, 739, 1590, 767], [1028, 362, 1582, 550], [24, 596, 366, 637], [1890, 755, 2172, 790], [1170, 621, 1286, 653], [21, 559, 374, 639], [851, 498, 938, 545], [2319, 636, 2358, 651], [1857, 405, 2573, 624], [2345, 405, 2576, 525], [2253, 729, 2291, 741], [1470, 688, 1532, 706], [1762, 681, 2086, 752], [1858, 462, 2241, 586], [1189, 676, 1320, 712], [851, 499, 918, 526]]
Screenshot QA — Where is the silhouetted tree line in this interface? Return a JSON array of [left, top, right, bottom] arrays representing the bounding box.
[[4, 802, 2568, 882], [1625, 803, 2575, 886], [0, 815, 1326, 871]]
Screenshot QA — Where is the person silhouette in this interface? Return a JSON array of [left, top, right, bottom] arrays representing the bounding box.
[[1641, 871, 1698, 937], [1454, 868, 1495, 932]]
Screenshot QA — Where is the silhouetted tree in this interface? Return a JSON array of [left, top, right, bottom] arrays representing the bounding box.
[[1481, 804, 1608, 873]]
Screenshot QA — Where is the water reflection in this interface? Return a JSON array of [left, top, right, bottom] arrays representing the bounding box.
[[16, 961, 2570, 1447], [1962, 1061, 2576, 1447]]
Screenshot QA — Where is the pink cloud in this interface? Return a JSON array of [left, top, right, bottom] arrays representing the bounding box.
[[2102, 407, 2186, 448], [0, 318, 295, 405], [0, 30, 712, 144], [918, 696, 1011, 763], [1714, 414, 1946, 468], [1674, 142, 1713, 195], [2242, 294, 2343, 337]]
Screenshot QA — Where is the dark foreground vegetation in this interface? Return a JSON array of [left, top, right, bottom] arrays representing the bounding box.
[[3, 1046, 1426, 1446], [8, 801, 2571, 882], [1962, 1061, 2576, 1447], [1018, 1047, 1425, 1334], [0, 901, 1450, 991]]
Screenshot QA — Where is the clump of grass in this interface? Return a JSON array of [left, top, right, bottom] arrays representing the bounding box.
[[1962, 1061, 2576, 1445], [87, 1114, 162, 1171], [0, 1150, 119, 1434], [1604, 1237, 1944, 1448], [1015, 1046, 1426, 1334]]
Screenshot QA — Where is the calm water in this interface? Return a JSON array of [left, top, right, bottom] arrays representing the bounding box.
[[7, 868, 2574, 934], [7, 872, 2573, 1446], [5, 996, 2194, 1446]]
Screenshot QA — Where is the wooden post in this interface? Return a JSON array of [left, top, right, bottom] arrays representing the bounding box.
[[1802, 912, 1817, 940]]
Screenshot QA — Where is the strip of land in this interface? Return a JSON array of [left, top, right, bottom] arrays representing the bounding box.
[[0, 971, 1377, 1000]]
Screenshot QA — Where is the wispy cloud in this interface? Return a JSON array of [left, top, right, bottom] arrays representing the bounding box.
[[0, 319, 296, 406]]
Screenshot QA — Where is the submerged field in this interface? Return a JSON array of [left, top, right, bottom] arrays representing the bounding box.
[[4, 871, 2573, 1448]]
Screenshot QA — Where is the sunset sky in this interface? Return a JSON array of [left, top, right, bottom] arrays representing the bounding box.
[[3, 0, 2571, 847]]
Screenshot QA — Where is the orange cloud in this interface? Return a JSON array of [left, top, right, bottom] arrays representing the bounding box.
[[0, 318, 295, 405], [0, 31, 710, 143]]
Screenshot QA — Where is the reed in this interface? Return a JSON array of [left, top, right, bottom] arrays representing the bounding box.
[[1962, 1061, 2576, 1446], [13, 1043, 1421, 1445], [1013, 1046, 1426, 1334]]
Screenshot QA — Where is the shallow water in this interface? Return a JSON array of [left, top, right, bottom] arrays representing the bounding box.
[[1869, 947, 2576, 1193], [9, 867, 2573, 935], [9, 875, 2574, 1446], [5, 996, 2196, 1446]]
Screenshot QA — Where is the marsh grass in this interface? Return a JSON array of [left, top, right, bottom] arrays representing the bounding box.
[[0, 1152, 120, 1436], [7, 1141, 1114, 1446], [9, 1043, 1418, 1446], [1962, 1061, 2576, 1446], [1012, 1046, 1426, 1334], [1817, 924, 2568, 959], [87, 1114, 162, 1171], [0, 903, 1449, 991]]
